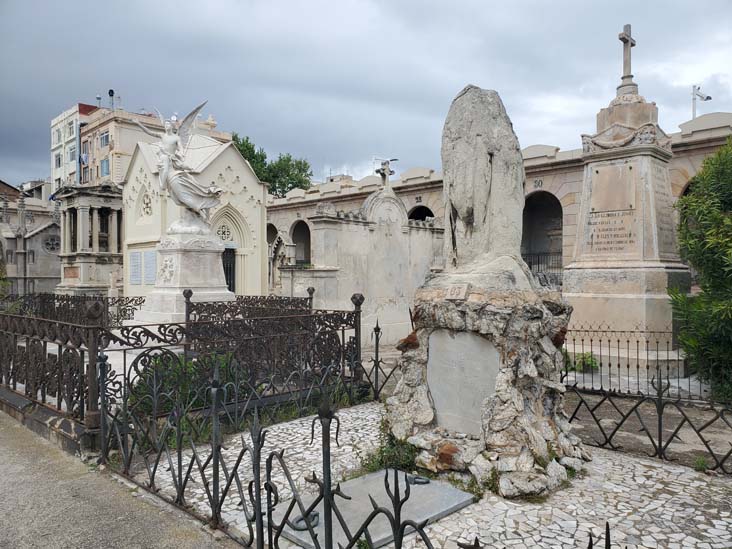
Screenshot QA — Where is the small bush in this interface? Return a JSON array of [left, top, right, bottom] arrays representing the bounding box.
[[358, 419, 418, 474], [693, 456, 709, 472], [564, 351, 599, 372], [485, 468, 500, 494]]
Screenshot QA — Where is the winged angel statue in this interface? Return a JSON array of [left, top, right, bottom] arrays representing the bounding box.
[[136, 101, 223, 234]]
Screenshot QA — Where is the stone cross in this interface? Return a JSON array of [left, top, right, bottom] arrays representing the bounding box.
[[619, 24, 635, 78], [617, 24, 638, 96], [376, 159, 397, 188]]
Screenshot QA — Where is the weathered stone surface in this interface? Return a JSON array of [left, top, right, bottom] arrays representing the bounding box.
[[546, 459, 568, 490], [498, 472, 549, 498], [467, 453, 496, 485], [385, 86, 588, 498], [559, 456, 585, 472], [442, 85, 525, 269]]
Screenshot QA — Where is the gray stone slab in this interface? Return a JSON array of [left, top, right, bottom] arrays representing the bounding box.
[[427, 329, 500, 435], [272, 469, 474, 549]]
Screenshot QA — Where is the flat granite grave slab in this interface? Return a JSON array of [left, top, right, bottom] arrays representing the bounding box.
[[273, 469, 474, 549]]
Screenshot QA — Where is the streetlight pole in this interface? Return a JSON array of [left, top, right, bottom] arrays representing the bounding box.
[[692, 85, 712, 120]]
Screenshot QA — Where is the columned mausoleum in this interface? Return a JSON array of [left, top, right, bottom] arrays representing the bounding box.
[[54, 183, 122, 295]]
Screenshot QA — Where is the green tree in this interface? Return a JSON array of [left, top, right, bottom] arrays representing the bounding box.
[[231, 133, 312, 198], [265, 153, 313, 198], [232, 133, 268, 181], [671, 138, 732, 402]]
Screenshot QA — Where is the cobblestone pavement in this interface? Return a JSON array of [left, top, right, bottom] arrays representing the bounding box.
[[132, 403, 732, 548]]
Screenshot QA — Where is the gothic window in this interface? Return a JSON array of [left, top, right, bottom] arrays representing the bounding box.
[[216, 223, 232, 241], [43, 235, 60, 253], [141, 193, 152, 216]]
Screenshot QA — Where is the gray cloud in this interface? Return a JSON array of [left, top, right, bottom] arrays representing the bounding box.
[[1, 0, 730, 185]]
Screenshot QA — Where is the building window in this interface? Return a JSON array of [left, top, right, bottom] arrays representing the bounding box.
[[6, 251, 13, 264], [67, 120, 74, 138], [100, 131, 110, 148], [82, 166, 89, 183], [54, 128, 62, 144], [54, 153, 62, 168], [54, 178, 61, 190], [140, 193, 153, 216], [101, 158, 110, 177], [68, 146, 76, 164], [217, 223, 232, 241], [81, 140, 89, 155], [43, 235, 60, 253], [28, 250, 35, 264]]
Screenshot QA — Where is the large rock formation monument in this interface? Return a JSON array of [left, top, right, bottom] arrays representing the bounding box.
[[385, 85, 589, 498]]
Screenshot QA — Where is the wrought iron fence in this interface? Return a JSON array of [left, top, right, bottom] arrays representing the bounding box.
[[521, 252, 563, 286], [562, 325, 732, 474], [186, 288, 315, 322], [0, 293, 145, 328], [0, 289, 361, 431], [0, 303, 104, 425], [98, 351, 614, 549]]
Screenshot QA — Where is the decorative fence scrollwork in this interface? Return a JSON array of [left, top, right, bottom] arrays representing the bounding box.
[[0, 293, 145, 328], [562, 325, 732, 474]]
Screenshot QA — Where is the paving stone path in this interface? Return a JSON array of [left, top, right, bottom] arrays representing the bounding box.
[[132, 403, 732, 548]]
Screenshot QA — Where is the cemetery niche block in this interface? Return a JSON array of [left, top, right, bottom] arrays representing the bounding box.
[[385, 85, 589, 498]]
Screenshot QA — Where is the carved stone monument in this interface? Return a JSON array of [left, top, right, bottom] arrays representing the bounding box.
[[134, 102, 234, 324], [564, 25, 690, 333], [386, 86, 588, 498]]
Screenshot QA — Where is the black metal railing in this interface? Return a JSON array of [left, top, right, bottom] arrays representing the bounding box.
[[186, 288, 315, 322], [0, 293, 145, 328], [0, 289, 360, 430], [561, 325, 732, 474], [522, 252, 563, 286], [98, 348, 615, 549]]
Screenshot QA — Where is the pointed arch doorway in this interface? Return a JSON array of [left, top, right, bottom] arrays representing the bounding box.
[[211, 206, 253, 295]]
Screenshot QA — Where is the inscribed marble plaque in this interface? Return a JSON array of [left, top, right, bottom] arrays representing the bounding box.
[[427, 329, 500, 435], [129, 251, 142, 285], [583, 163, 640, 256], [143, 250, 156, 284]]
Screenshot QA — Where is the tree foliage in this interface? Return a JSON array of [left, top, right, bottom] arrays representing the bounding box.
[[671, 138, 732, 402], [232, 133, 312, 198]]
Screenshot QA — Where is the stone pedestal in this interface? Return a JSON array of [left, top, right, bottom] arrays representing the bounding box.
[[134, 234, 234, 324], [566, 93, 690, 334], [386, 256, 589, 497]]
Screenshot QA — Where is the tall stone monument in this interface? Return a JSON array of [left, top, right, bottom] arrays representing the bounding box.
[[134, 102, 234, 324], [564, 25, 690, 333], [386, 86, 588, 498]]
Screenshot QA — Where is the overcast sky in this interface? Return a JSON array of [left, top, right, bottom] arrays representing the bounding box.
[[1, 0, 731, 186]]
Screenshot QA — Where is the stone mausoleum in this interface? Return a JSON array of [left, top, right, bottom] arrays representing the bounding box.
[[267, 26, 732, 341], [122, 133, 268, 299]]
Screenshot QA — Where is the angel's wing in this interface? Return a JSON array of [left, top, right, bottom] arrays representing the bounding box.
[[153, 107, 166, 127], [177, 101, 208, 155]]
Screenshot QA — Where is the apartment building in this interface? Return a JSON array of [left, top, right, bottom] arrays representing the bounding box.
[[50, 103, 98, 193]]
